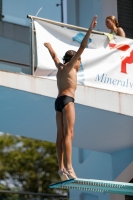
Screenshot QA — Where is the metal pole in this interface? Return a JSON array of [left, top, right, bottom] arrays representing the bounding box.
[[56, 0, 63, 23], [30, 18, 34, 75], [0, 0, 2, 20], [61, 0, 63, 23], [0, 0, 4, 20]]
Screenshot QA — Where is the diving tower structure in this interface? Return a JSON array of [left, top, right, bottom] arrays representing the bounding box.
[[0, 15, 133, 200]]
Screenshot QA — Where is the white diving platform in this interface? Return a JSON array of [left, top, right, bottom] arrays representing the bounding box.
[[50, 178, 133, 196]]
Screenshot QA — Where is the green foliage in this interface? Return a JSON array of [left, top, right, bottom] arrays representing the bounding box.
[[0, 133, 66, 199]]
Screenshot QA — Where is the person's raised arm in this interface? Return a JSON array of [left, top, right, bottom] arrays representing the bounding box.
[[68, 15, 97, 67], [44, 43, 61, 68], [80, 15, 97, 48]]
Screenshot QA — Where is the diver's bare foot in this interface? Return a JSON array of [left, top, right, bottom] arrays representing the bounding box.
[[58, 169, 69, 181], [66, 168, 77, 179]]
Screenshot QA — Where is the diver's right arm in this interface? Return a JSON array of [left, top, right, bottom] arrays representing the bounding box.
[[44, 43, 61, 68]]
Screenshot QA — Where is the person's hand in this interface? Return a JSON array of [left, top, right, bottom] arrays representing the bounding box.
[[44, 43, 51, 48], [90, 15, 97, 30]]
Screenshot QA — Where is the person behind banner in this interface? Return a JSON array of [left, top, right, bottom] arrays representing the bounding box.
[[44, 16, 97, 181], [105, 15, 126, 37]]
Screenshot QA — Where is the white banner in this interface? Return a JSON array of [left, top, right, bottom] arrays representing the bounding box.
[[34, 20, 133, 94]]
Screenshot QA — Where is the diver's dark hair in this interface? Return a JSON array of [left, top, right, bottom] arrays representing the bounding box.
[[63, 50, 81, 64]]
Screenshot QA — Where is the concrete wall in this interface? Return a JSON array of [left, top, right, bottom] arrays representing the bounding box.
[[70, 147, 133, 200], [110, 162, 133, 200]]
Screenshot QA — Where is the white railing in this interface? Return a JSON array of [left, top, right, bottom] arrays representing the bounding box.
[[27, 15, 104, 35]]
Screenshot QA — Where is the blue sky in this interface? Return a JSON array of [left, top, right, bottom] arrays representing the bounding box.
[[3, 0, 61, 26]]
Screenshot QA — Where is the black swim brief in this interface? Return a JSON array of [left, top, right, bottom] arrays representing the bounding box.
[[55, 95, 74, 112]]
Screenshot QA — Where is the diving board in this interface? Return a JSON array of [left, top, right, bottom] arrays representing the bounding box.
[[50, 178, 133, 196]]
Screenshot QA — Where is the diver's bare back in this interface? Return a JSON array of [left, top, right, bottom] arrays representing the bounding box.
[[57, 63, 77, 98]]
